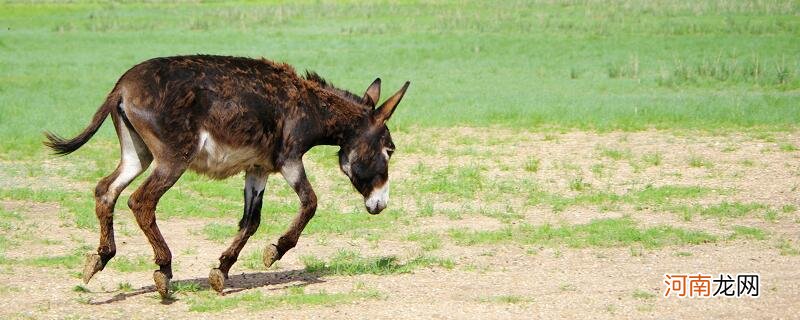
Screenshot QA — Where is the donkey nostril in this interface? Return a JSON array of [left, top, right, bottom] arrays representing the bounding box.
[[365, 199, 386, 215]]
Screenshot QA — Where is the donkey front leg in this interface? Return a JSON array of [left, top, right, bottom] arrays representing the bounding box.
[[128, 163, 185, 298], [209, 168, 268, 293], [263, 160, 317, 268]]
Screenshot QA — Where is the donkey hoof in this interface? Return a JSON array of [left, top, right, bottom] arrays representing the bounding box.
[[82, 253, 103, 284], [153, 270, 171, 298], [209, 268, 226, 293], [263, 244, 279, 268]]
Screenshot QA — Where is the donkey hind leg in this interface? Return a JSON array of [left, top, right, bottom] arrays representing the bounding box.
[[84, 116, 152, 284], [209, 168, 268, 293], [128, 163, 185, 298], [263, 160, 317, 268]]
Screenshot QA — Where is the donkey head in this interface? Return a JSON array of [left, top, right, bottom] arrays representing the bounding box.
[[339, 79, 410, 215]]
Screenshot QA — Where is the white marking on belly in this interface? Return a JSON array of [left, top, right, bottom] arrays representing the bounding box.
[[192, 130, 266, 179]]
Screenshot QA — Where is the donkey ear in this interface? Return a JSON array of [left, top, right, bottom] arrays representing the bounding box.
[[363, 78, 381, 107], [373, 81, 410, 124]]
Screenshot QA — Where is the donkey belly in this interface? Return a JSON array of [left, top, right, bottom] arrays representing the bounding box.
[[190, 130, 273, 179]]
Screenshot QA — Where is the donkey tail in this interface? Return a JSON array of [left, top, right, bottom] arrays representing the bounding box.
[[44, 89, 121, 156]]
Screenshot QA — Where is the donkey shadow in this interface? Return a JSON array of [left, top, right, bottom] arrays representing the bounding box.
[[89, 269, 324, 305]]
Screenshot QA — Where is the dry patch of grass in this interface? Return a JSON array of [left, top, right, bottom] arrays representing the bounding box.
[[302, 250, 454, 276], [448, 217, 716, 248], [187, 285, 382, 312]]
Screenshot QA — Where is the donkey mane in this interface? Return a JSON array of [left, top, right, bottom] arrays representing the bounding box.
[[303, 70, 371, 107]]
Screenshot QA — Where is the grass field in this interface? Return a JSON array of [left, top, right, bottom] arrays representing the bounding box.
[[0, 1, 799, 319]]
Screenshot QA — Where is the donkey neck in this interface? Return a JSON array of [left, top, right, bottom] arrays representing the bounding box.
[[301, 87, 371, 148]]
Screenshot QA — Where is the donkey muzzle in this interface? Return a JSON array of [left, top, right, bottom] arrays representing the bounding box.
[[365, 183, 389, 215]]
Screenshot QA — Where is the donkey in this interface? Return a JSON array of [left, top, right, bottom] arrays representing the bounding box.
[[44, 55, 409, 297]]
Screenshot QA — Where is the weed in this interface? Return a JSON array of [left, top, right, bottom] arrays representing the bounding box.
[[642, 152, 663, 166], [171, 281, 202, 294], [600, 148, 630, 161], [777, 239, 799, 256], [569, 176, 591, 192], [481, 295, 532, 304], [72, 285, 90, 293], [632, 290, 656, 300], [590, 163, 605, 176], [524, 157, 541, 173], [764, 210, 778, 222], [688, 156, 713, 168], [117, 282, 133, 292]]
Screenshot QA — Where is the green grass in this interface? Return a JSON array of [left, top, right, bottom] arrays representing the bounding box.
[[778, 143, 797, 152], [201, 223, 238, 244], [240, 250, 265, 270], [187, 285, 382, 312], [1, 0, 798, 158], [671, 201, 768, 221], [107, 255, 152, 273], [0, 246, 90, 269], [449, 217, 716, 248], [729, 226, 767, 240], [421, 165, 484, 198], [448, 227, 514, 246], [302, 250, 453, 276], [406, 232, 442, 251], [528, 184, 711, 212], [23, 252, 84, 269], [0, 187, 95, 229], [698, 202, 767, 218]]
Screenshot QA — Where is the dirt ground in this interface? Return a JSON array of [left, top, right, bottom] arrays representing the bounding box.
[[1, 129, 798, 319]]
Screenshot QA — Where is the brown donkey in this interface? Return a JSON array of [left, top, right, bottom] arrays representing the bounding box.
[[44, 55, 409, 297]]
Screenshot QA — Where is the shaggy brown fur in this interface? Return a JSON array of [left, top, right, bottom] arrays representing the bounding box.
[[44, 55, 409, 297]]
